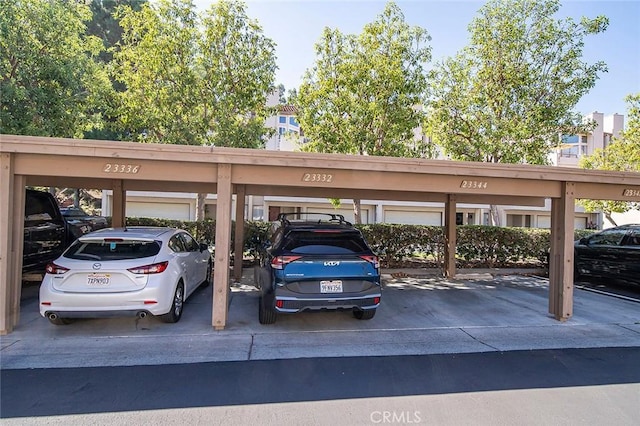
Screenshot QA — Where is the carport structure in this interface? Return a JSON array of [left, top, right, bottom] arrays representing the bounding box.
[[2, 135, 639, 335]]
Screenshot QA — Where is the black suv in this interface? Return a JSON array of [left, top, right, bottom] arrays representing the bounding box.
[[255, 213, 381, 324], [574, 224, 640, 285], [23, 189, 67, 273]]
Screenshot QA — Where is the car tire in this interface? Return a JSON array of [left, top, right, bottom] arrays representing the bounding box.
[[258, 294, 277, 325], [48, 317, 74, 325], [353, 308, 376, 320], [160, 282, 184, 323], [201, 260, 212, 288]]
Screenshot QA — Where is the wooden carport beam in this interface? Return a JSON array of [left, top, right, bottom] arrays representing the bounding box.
[[233, 185, 246, 283], [549, 182, 576, 321], [212, 164, 232, 330], [444, 194, 457, 278]]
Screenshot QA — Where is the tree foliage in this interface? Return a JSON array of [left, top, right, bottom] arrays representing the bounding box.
[[425, 0, 608, 165], [578, 93, 640, 224], [110, 0, 277, 147], [87, 0, 147, 64], [296, 1, 433, 158], [0, 0, 110, 137]]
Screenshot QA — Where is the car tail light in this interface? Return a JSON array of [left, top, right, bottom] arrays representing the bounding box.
[[374, 297, 381, 304], [45, 263, 69, 275], [271, 256, 302, 270], [128, 261, 169, 274], [359, 255, 380, 269]]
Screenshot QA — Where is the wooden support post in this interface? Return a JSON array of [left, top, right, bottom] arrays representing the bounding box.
[[233, 185, 246, 283], [0, 153, 15, 334], [213, 164, 233, 330], [549, 182, 575, 321], [444, 194, 457, 278], [9, 175, 26, 327], [111, 180, 126, 227]]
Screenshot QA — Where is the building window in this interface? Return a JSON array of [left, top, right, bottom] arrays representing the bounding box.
[[289, 116, 298, 127], [560, 134, 587, 158], [252, 206, 264, 221], [278, 116, 286, 124], [278, 127, 285, 135]]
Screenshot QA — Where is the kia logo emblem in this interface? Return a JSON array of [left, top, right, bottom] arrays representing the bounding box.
[[324, 261, 340, 266], [93, 263, 101, 270]]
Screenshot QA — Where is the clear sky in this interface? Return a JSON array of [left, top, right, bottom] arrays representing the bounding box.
[[194, 0, 640, 118]]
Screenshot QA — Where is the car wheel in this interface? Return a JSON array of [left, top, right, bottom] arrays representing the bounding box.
[[353, 308, 376, 320], [258, 294, 277, 325], [48, 316, 74, 325], [160, 282, 184, 323], [201, 260, 212, 288]]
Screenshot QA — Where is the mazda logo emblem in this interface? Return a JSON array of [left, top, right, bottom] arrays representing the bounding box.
[[93, 263, 101, 270]]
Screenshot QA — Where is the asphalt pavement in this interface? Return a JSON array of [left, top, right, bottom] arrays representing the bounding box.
[[2, 269, 640, 369]]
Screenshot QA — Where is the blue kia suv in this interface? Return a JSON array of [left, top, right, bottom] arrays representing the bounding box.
[[255, 213, 381, 324]]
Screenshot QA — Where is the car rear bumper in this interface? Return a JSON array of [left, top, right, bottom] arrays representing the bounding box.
[[41, 309, 152, 319], [274, 291, 381, 313], [39, 280, 173, 318]]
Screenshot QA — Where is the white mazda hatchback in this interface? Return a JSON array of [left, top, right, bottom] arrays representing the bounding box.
[[39, 227, 212, 325]]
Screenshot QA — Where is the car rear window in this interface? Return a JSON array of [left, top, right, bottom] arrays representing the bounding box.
[[64, 240, 161, 261], [282, 230, 369, 254]]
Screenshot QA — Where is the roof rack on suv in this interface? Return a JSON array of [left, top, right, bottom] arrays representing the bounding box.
[[276, 212, 353, 226]]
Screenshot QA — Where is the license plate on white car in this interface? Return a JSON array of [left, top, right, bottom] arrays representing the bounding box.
[[87, 273, 110, 286], [320, 280, 343, 293]]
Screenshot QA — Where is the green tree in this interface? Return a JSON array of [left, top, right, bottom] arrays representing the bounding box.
[[425, 0, 608, 224], [197, 0, 277, 149], [579, 94, 640, 226], [296, 2, 432, 222], [1, 0, 110, 137], [111, 0, 276, 218], [111, 0, 200, 143], [87, 0, 147, 64]]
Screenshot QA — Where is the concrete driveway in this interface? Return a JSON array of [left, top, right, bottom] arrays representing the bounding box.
[[2, 270, 640, 369]]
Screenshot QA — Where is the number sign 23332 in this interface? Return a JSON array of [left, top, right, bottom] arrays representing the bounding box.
[[302, 173, 333, 183]]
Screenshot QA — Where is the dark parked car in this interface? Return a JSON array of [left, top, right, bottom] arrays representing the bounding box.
[[23, 189, 67, 274], [60, 206, 108, 240], [255, 213, 381, 324], [574, 224, 640, 284]]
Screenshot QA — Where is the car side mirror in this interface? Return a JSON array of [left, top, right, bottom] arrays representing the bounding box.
[[199, 243, 210, 252], [579, 237, 589, 245]]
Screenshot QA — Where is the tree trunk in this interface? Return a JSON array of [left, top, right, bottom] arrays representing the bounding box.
[[604, 212, 617, 227], [353, 199, 362, 224], [489, 204, 501, 226], [196, 193, 207, 221]]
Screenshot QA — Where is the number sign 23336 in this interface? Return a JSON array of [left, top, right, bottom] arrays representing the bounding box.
[[103, 164, 141, 174]]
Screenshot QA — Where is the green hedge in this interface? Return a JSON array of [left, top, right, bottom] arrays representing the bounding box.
[[114, 218, 596, 268]]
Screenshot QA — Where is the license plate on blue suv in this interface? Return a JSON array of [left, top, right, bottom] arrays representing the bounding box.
[[320, 280, 343, 293]]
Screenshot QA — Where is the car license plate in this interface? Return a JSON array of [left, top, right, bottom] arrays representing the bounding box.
[[320, 280, 343, 293], [87, 273, 110, 286]]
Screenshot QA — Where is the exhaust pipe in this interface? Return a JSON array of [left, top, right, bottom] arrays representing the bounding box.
[[48, 313, 58, 321], [137, 311, 147, 319]]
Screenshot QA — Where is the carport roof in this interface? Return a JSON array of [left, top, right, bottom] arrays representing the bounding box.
[[2, 134, 639, 204]]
